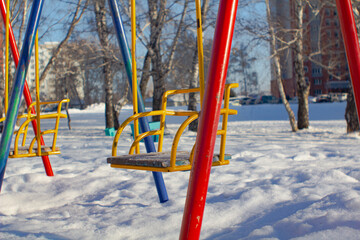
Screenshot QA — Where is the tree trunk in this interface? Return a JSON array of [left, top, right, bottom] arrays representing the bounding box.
[[294, 0, 310, 130], [152, 49, 166, 122], [147, 0, 187, 122], [265, 0, 297, 132], [94, 0, 116, 129], [140, 51, 151, 103], [345, 86, 360, 133], [148, 0, 167, 122], [188, 45, 200, 131]]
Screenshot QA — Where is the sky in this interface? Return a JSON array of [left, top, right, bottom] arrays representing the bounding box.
[[34, 0, 272, 93]]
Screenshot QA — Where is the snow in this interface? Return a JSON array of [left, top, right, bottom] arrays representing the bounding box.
[[1, 102, 360, 239]]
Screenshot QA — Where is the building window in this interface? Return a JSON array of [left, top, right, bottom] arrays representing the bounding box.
[[334, 10, 337, 16], [334, 20, 339, 26], [312, 67, 322, 76], [334, 31, 339, 38], [304, 66, 309, 73], [315, 89, 322, 95], [327, 30, 331, 38], [325, 8, 330, 16], [314, 79, 322, 85]]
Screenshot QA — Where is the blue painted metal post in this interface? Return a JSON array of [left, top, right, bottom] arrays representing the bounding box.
[[0, 0, 45, 191], [108, 0, 168, 203]]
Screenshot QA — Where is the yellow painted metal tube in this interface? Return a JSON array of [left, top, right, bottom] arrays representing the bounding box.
[[4, 0, 9, 114], [112, 110, 197, 156], [13, 116, 35, 156], [160, 89, 201, 148], [195, 0, 205, 105], [35, 31, 41, 156], [171, 113, 199, 167], [157, 88, 199, 153], [170, 107, 236, 167], [21, 114, 30, 146], [29, 130, 56, 154], [129, 129, 162, 154], [157, 110, 166, 153], [52, 100, 69, 151], [219, 83, 239, 161], [11, 99, 69, 158], [131, 0, 139, 154]]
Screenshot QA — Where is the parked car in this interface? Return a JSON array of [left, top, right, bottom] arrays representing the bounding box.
[[315, 94, 332, 103], [339, 93, 348, 102], [239, 97, 251, 105], [289, 97, 298, 104], [328, 93, 339, 102], [246, 98, 257, 105], [256, 95, 278, 104]]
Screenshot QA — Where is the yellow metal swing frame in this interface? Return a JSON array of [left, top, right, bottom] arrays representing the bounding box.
[[107, 0, 238, 172], [1, 26, 69, 158]]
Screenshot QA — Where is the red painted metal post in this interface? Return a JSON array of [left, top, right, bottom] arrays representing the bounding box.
[[179, 0, 238, 239], [336, 0, 360, 122], [0, 0, 54, 176]]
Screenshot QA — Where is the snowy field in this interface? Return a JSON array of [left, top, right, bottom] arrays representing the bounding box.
[[1, 102, 360, 239]]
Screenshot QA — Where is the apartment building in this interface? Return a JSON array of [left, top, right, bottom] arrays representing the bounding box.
[[270, 0, 350, 98]]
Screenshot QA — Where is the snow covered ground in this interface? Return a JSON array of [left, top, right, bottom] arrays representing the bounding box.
[[1, 102, 360, 239]]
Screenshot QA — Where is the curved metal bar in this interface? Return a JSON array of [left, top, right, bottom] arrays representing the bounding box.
[[170, 113, 199, 168], [129, 130, 162, 154], [112, 110, 197, 156]]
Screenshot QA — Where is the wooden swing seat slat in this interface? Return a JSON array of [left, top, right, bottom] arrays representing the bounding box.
[[107, 151, 231, 169], [9, 146, 60, 156], [108, 151, 190, 168]]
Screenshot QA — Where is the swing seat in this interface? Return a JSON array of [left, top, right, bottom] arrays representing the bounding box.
[[9, 99, 69, 158], [9, 146, 60, 156], [108, 83, 238, 172], [107, 151, 232, 172]]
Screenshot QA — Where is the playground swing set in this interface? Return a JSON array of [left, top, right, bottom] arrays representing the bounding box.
[[1, 0, 360, 239], [0, 0, 69, 172], [106, 0, 238, 173]]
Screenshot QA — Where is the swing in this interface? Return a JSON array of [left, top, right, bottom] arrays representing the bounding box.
[[106, 0, 238, 172], [1, 31, 70, 158]]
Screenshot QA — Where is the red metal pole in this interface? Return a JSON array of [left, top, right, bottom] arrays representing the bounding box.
[[336, 0, 360, 122], [179, 0, 238, 239], [0, 0, 54, 176]]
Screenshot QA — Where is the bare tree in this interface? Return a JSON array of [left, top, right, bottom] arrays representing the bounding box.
[[266, 0, 297, 132], [37, 0, 89, 92], [148, 0, 189, 121], [293, 0, 310, 129], [345, 1, 360, 133], [93, 0, 119, 129]]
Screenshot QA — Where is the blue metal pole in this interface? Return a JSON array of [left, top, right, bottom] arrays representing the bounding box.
[[108, 0, 168, 203], [0, 0, 45, 191]]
